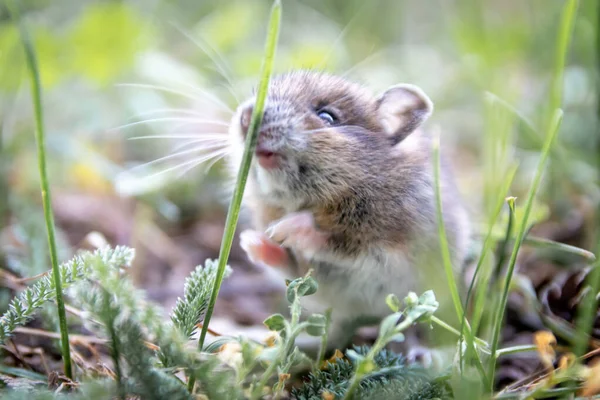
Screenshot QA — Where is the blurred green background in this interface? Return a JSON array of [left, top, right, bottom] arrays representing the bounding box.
[[0, 0, 597, 308]]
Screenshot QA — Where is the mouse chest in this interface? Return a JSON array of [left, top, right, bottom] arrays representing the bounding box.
[[307, 247, 421, 317]]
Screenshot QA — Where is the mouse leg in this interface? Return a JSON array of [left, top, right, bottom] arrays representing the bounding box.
[[239, 229, 291, 269], [266, 211, 329, 259]]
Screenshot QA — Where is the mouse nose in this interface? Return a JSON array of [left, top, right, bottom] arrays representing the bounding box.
[[240, 105, 253, 137]]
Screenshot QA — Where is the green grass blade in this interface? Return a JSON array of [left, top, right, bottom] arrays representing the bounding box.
[[488, 0, 577, 387], [487, 108, 564, 385], [466, 165, 518, 336], [572, 0, 600, 359], [433, 135, 489, 386], [5, 0, 73, 379], [189, 0, 281, 392], [485, 234, 596, 262], [432, 136, 465, 321]]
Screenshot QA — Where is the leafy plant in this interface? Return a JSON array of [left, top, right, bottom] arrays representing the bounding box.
[[293, 346, 452, 400], [5, 0, 73, 378], [170, 259, 231, 338], [2, 0, 598, 399], [0, 246, 134, 342]]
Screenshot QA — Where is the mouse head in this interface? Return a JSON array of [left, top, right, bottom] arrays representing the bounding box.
[[228, 71, 433, 206]]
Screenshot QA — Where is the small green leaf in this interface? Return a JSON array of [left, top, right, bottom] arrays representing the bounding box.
[[389, 333, 405, 343], [379, 312, 402, 338], [258, 346, 279, 362], [386, 294, 401, 312], [290, 347, 309, 366], [356, 359, 376, 374], [306, 314, 327, 336], [404, 291, 419, 307], [298, 277, 318, 297], [418, 290, 438, 308], [345, 349, 364, 362], [286, 281, 299, 303], [286, 276, 318, 303], [264, 313, 286, 331], [404, 290, 439, 323], [203, 337, 236, 353]]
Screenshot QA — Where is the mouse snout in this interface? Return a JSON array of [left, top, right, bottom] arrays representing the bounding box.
[[239, 105, 253, 138], [239, 104, 289, 148], [239, 105, 277, 146]]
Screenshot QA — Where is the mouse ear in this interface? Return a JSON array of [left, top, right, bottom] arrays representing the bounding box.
[[376, 84, 433, 144]]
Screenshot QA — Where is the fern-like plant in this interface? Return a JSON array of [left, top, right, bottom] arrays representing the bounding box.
[[0, 246, 134, 342], [292, 346, 452, 400], [170, 259, 232, 338], [73, 255, 240, 400]]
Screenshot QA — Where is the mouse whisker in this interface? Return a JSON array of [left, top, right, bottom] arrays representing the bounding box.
[[128, 133, 229, 141], [129, 143, 229, 171], [320, 91, 358, 110], [296, 127, 332, 134], [129, 108, 211, 119], [316, 2, 367, 70], [167, 121, 229, 136], [258, 112, 312, 132], [116, 82, 234, 114], [113, 117, 229, 131], [296, 124, 363, 135], [170, 23, 241, 105], [339, 48, 382, 79], [175, 150, 229, 178], [171, 138, 230, 152], [202, 153, 228, 175], [146, 148, 230, 180]]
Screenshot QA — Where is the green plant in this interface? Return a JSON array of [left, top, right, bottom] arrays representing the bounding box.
[[487, 0, 578, 386], [293, 346, 452, 400], [194, 0, 281, 360], [0, 246, 134, 342], [5, 0, 73, 379], [171, 259, 231, 338], [1, 0, 598, 399], [343, 291, 441, 399]]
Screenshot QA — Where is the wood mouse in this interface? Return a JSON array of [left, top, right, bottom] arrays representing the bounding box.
[[227, 70, 471, 353]]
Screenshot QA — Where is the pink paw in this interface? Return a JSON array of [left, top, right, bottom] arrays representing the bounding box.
[[265, 211, 328, 259], [239, 229, 290, 268]]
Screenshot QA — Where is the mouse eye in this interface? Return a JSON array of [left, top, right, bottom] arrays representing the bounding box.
[[317, 109, 337, 125]]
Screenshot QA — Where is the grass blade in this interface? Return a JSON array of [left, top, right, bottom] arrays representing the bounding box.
[[487, 0, 578, 387], [433, 135, 489, 386], [487, 109, 564, 386], [188, 0, 282, 392], [5, 0, 73, 379]]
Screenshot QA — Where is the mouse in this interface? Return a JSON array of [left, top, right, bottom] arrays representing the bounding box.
[[226, 70, 471, 356]]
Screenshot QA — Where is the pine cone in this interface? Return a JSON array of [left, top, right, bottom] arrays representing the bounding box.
[[497, 266, 599, 389], [538, 266, 599, 340]]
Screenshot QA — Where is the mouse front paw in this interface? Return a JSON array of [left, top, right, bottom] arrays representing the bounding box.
[[239, 229, 290, 269], [266, 211, 328, 259]]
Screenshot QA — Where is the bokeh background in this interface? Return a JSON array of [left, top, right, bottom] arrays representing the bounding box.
[[0, 0, 598, 371]]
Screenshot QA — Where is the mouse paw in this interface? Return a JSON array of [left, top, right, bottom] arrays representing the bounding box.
[[239, 229, 290, 268], [406, 345, 446, 369], [266, 211, 328, 259], [407, 346, 433, 367]]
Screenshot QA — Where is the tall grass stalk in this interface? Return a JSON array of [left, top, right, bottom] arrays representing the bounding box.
[[487, 0, 577, 387], [432, 136, 488, 386], [573, 0, 600, 358], [6, 0, 73, 379], [573, 0, 600, 351], [457, 170, 515, 380], [487, 109, 563, 385], [465, 165, 518, 337], [189, 0, 281, 392], [432, 137, 465, 323]]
